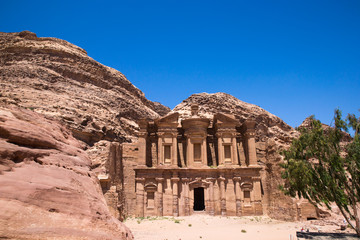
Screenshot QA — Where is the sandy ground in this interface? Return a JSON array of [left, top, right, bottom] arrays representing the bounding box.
[[125, 214, 356, 240]]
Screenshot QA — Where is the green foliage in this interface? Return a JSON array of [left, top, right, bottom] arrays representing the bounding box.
[[280, 109, 360, 236]]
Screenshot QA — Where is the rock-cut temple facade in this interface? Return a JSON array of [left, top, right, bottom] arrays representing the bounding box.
[[132, 105, 263, 217]]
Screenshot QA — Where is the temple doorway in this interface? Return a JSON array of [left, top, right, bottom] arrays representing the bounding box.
[[193, 187, 205, 211]]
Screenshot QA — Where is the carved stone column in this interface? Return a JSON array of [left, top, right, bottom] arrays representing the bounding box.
[[253, 176, 263, 215], [138, 132, 148, 166], [206, 177, 215, 216], [135, 177, 145, 217], [185, 135, 192, 167], [253, 177, 262, 201], [150, 135, 158, 167], [234, 177, 242, 216], [157, 132, 164, 165], [201, 136, 207, 166], [218, 176, 226, 216], [182, 178, 190, 216], [172, 175, 180, 217], [216, 133, 224, 166], [244, 120, 257, 166], [171, 133, 178, 167], [231, 134, 238, 165], [156, 177, 164, 216]]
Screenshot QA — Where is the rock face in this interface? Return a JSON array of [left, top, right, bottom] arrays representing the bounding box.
[[0, 31, 171, 222], [173, 92, 300, 220], [0, 31, 170, 146], [299, 116, 352, 142], [0, 106, 133, 239]]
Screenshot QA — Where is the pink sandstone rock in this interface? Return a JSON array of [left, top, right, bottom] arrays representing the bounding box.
[[0, 106, 133, 239]]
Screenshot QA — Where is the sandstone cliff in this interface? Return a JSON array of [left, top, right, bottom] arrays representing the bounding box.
[[0, 106, 133, 239], [0, 31, 172, 239], [173, 92, 300, 220], [0, 31, 170, 146]]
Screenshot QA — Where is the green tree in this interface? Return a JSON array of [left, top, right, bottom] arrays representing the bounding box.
[[280, 109, 360, 236]]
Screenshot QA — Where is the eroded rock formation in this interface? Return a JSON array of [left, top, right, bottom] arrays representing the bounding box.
[[0, 106, 133, 239], [0, 31, 170, 147], [0, 31, 171, 224]]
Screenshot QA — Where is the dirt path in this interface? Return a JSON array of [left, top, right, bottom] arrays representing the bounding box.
[[124, 215, 344, 240]]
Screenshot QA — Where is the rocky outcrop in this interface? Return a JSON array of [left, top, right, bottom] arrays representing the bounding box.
[[299, 116, 352, 142], [0, 30, 172, 236], [0, 31, 170, 147], [173, 92, 300, 220], [0, 106, 133, 239], [0, 31, 170, 217]]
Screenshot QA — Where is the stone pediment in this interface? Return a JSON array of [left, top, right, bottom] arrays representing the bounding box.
[[213, 113, 239, 129], [155, 112, 179, 128]]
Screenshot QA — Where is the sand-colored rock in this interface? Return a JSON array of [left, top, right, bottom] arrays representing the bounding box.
[[0, 106, 133, 239], [0, 31, 170, 147], [0, 31, 171, 219]]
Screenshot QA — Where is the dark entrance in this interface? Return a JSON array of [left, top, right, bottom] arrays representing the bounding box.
[[193, 187, 205, 211]]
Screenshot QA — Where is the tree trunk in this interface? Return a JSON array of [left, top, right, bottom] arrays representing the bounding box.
[[337, 205, 357, 234], [352, 200, 360, 236]]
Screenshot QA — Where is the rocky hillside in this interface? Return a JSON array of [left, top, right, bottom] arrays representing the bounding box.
[[0, 106, 132, 239], [173, 92, 300, 220], [0, 31, 171, 239], [0, 31, 170, 146]]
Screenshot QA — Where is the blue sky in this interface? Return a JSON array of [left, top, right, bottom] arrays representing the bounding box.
[[1, 0, 359, 128]]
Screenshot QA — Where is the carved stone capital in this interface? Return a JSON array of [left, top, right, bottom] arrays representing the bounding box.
[[244, 131, 256, 138], [135, 177, 145, 182], [181, 178, 190, 182], [233, 177, 242, 182], [158, 130, 177, 137], [155, 177, 164, 182], [206, 177, 216, 183], [215, 133, 222, 138], [216, 129, 237, 135], [171, 177, 180, 182], [157, 132, 166, 137], [218, 176, 226, 182]]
